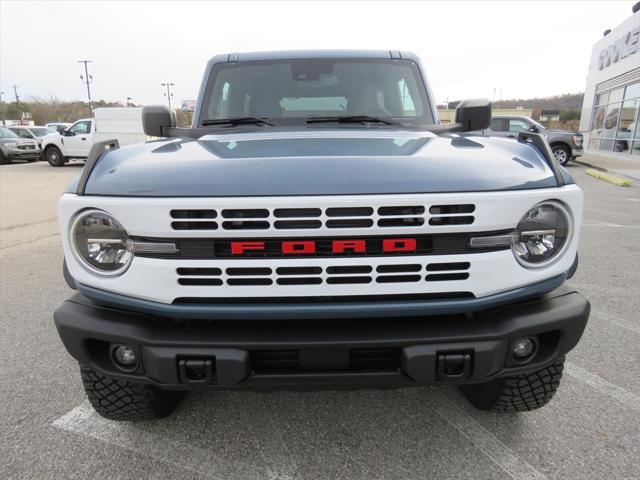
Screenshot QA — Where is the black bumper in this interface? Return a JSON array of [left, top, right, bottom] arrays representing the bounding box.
[[54, 285, 590, 390]]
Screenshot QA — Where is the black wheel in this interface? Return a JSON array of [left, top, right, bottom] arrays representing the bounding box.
[[45, 146, 65, 167], [459, 358, 564, 412], [80, 366, 186, 421], [551, 144, 571, 166], [0, 151, 6, 165]]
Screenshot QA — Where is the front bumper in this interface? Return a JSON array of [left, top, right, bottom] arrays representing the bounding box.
[[572, 146, 584, 157], [54, 284, 590, 390], [5, 148, 41, 160]]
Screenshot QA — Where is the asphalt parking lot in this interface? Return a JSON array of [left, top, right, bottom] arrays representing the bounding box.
[[1, 159, 639, 480]]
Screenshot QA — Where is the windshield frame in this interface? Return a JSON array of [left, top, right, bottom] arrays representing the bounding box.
[[198, 58, 435, 128]]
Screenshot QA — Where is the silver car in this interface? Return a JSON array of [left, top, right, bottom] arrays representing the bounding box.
[[0, 126, 40, 164]]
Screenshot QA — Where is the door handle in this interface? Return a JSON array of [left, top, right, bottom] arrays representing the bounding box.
[[81, 137, 87, 140], [507, 135, 515, 139]]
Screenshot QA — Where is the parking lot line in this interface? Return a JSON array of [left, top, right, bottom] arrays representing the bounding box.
[[431, 390, 547, 480], [52, 401, 275, 479], [565, 362, 640, 412]]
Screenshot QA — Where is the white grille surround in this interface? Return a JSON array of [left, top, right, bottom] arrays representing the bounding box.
[[59, 185, 583, 304]]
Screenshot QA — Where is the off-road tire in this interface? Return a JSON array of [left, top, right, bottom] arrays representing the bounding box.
[[45, 146, 65, 167], [80, 367, 186, 421], [459, 358, 564, 412], [551, 144, 571, 166]]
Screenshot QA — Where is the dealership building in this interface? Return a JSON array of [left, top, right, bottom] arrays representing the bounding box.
[[579, 3, 640, 157]]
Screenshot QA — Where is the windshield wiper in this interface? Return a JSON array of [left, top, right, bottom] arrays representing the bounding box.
[[306, 115, 397, 125], [201, 117, 274, 127]]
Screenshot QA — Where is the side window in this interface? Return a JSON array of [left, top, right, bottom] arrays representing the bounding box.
[[508, 119, 530, 132], [490, 118, 507, 131], [21, 129, 33, 138], [69, 121, 90, 135]]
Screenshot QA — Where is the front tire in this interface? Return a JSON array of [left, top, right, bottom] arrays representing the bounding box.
[[459, 358, 564, 412], [0, 151, 7, 165], [80, 367, 186, 421], [45, 146, 65, 167], [551, 144, 571, 166]]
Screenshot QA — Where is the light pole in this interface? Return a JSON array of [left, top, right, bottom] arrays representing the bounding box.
[[13, 85, 22, 124], [161, 82, 175, 110], [78, 60, 94, 116], [0, 91, 6, 126]]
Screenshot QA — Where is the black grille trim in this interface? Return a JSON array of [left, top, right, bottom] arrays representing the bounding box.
[[172, 292, 475, 304], [133, 231, 511, 259]]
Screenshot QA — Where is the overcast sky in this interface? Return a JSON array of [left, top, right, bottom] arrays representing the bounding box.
[[0, 0, 635, 107]]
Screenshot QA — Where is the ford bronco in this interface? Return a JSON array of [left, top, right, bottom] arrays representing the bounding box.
[[54, 50, 590, 421]]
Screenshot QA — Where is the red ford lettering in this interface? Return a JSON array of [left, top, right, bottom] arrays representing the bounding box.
[[282, 240, 316, 254], [332, 240, 366, 253], [382, 238, 417, 252], [231, 241, 265, 255]]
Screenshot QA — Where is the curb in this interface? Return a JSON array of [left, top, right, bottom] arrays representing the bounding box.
[[585, 168, 632, 187], [573, 159, 639, 182]]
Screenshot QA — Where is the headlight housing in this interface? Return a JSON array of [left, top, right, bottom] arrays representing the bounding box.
[[572, 134, 583, 146], [70, 209, 133, 276], [512, 201, 572, 268]]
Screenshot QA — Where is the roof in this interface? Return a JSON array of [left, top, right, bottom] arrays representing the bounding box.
[[208, 50, 420, 64]]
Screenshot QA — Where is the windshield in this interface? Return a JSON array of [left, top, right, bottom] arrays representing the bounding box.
[[201, 58, 433, 126], [31, 127, 55, 136], [0, 127, 19, 139]]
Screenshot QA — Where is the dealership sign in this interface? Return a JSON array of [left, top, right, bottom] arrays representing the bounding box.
[[181, 100, 196, 112], [598, 26, 640, 70]]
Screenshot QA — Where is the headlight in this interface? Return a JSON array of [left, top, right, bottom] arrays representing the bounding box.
[[512, 201, 572, 268], [70, 209, 133, 276], [4, 142, 18, 149], [572, 135, 583, 146]]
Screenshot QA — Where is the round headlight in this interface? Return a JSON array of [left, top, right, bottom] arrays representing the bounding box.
[[512, 201, 572, 268], [70, 209, 133, 276]]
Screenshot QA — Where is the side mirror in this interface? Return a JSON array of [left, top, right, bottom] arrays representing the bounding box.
[[455, 99, 492, 131], [528, 125, 540, 133], [62, 130, 72, 136], [142, 105, 176, 137]]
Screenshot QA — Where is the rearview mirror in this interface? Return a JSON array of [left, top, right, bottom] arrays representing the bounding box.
[[528, 125, 540, 133], [142, 105, 176, 137], [455, 99, 492, 131]]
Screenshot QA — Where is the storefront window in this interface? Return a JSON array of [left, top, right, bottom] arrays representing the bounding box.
[[589, 82, 640, 155]]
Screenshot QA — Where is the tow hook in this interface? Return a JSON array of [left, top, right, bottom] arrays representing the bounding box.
[[436, 352, 472, 379]]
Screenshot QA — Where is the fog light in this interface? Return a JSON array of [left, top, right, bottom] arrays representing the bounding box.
[[113, 345, 138, 369], [512, 338, 535, 358]]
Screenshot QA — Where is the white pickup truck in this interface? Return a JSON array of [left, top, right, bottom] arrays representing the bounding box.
[[42, 108, 149, 166]]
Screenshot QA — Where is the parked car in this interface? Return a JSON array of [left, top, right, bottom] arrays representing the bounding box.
[[42, 109, 148, 166], [0, 126, 40, 164], [55, 50, 589, 422], [45, 122, 72, 134], [474, 115, 583, 166], [8, 125, 58, 160]]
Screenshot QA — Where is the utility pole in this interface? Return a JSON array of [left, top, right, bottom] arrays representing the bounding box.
[[0, 91, 6, 126], [13, 85, 21, 124], [78, 60, 94, 117], [161, 83, 175, 110]]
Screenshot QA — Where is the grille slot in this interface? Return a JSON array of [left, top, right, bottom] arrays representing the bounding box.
[[376, 264, 421, 273], [350, 348, 399, 371], [327, 276, 372, 284], [222, 221, 270, 230], [176, 267, 222, 276], [178, 278, 223, 286], [426, 273, 470, 281], [277, 277, 323, 285], [376, 275, 421, 283], [222, 209, 269, 218], [326, 266, 372, 274], [274, 220, 322, 230], [172, 221, 218, 230], [378, 218, 425, 227], [252, 350, 299, 373], [429, 205, 475, 214], [227, 278, 273, 286], [426, 262, 470, 271], [326, 219, 374, 229], [276, 267, 322, 275], [429, 216, 474, 226], [274, 208, 321, 218], [226, 267, 272, 276], [378, 206, 425, 216], [326, 207, 373, 217], [171, 209, 217, 219]]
